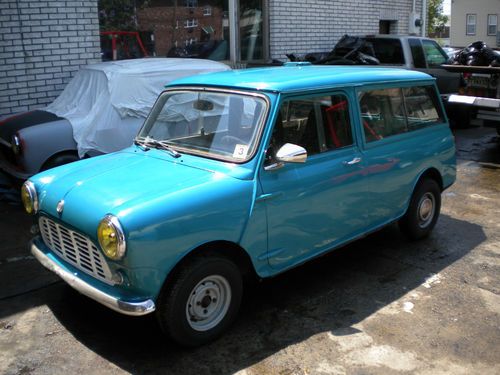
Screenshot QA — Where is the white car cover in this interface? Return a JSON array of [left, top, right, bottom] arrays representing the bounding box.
[[45, 58, 230, 157]]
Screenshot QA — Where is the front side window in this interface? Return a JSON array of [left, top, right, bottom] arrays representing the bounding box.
[[139, 90, 268, 163], [488, 14, 498, 36], [269, 94, 353, 157], [359, 85, 444, 143], [466, 14, 476, 35], [422, 40, 447, 67]]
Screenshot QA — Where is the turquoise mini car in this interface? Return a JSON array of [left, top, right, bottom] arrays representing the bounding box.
[[25, 64, 456, 346]]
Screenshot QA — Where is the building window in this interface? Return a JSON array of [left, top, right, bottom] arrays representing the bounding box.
[[203, 6, 212, 16], [466, 14, 476, 35], [185, 0, 197, 8], [184, 19, 198, 28], [487, 14, 498, 36]]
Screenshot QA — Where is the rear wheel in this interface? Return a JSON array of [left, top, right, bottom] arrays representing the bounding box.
[[156, 254, 243, 347], [399, 178, 441, 240]]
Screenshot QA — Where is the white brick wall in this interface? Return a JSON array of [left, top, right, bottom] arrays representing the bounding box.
[[269, 0, 424, 60], [0, 0, 101, 117]]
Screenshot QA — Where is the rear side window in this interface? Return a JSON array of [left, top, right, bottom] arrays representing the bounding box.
[[359, 85, 444, 143], [404, 86, 444, 130], [271, 94, 353, 156], [408, 38, 426, 68]]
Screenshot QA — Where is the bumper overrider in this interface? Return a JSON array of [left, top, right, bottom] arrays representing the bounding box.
[[30, 238, 156, 316]]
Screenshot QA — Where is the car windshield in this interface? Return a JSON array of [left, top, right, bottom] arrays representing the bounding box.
[[138, 89, 268, 163]]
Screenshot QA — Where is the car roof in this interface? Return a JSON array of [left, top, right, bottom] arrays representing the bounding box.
[[82, 57, 229, 75], [169, 64, 434, 93], [362, 34, 433, 41]]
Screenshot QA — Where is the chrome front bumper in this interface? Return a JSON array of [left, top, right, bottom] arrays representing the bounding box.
[[31, 241, 156, 316]]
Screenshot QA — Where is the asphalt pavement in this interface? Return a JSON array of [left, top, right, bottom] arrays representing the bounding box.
[[0, 126, 499, 375]]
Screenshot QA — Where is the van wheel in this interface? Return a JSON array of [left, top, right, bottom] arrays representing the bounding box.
[[399, 179, 441, 240], [156, 255, 243, 347]]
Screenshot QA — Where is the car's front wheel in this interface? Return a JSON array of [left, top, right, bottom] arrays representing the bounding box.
[[399, 178, 441, 240], [156, 254, 243, 347]]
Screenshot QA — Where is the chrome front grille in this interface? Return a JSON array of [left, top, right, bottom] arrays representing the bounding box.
[[39, 216, 114, 285]]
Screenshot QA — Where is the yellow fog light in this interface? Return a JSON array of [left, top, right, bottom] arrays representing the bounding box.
[[21, 181, 38, 214], [97, 214, 126, 260]]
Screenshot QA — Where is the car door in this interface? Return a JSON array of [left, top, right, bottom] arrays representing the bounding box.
[[258, 91, 369, 270], [408, 38, 460, 95]]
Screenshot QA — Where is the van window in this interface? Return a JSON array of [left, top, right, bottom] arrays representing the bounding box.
[[403, 86, 445, 130], [359, 88, 407, 143], [271, 94, 353, 156]]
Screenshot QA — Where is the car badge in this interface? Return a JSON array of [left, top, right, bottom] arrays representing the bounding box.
[[56, 200, 65, 214]]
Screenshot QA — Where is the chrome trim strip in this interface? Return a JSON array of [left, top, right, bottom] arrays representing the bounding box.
[[31, 241, 156, 316]]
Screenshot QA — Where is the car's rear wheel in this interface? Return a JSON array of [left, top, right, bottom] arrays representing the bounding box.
[[399, 178, 441, 240], [156, 254, 243, 347]]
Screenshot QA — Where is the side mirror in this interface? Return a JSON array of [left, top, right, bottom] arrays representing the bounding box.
[[265, 143, 307, 171]]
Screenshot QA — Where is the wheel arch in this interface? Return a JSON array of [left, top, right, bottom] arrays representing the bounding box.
[[417, 167, 443, 192], [40, 149, 80, 171], [159, 240, 258, 298], [401, 167, 443, 218]]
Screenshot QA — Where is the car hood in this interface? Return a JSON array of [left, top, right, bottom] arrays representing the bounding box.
[[34, 150, 221, 234]]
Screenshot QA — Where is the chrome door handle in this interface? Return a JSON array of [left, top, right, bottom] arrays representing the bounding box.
[[343, 157, 362, 166]]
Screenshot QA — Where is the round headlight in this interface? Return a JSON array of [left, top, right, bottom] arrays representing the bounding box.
[[21, 181, 38, 215], [11, 134, 21, 155], [97, 215, 126, 260]]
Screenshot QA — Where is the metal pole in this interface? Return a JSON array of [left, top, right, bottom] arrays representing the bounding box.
[[421, 0, 427, 36], [229, 0, 239, 66]]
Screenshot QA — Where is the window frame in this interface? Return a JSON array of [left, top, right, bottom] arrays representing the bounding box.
[[487, 14, 498, 36], [466, 14, 476, 36]]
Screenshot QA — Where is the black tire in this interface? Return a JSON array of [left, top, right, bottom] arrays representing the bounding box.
[[156, 254, 243, 347], [41, 153, 79, 171], [399, 178, 441, 241]]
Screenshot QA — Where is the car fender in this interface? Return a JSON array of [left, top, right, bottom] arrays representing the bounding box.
[[16, 119, 77, 175]]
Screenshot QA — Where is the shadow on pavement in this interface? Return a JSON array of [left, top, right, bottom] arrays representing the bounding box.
[[46, 214, 484, 375]]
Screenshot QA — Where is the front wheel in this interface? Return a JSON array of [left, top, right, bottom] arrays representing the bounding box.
[[156, 255, 243, 347], [399, 178, 441, 240]]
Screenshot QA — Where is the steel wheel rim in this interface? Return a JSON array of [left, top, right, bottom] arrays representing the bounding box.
[[186, 275, 231, 332], [418, 192, 435, 228]]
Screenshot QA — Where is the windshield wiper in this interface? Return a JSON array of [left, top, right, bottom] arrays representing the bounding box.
[[134, 137, 181, 158]]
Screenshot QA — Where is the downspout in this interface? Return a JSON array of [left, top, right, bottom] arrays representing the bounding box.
[[421, 0, 427, 36]]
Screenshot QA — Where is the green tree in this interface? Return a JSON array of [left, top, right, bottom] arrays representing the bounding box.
[[427, 0, 449, 36]]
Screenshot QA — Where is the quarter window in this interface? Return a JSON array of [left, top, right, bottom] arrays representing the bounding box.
[[466, 14, 476, 35], [487, 14, 498, 36], [270, 94, 353, 157], [403, 86, 444, 130]]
